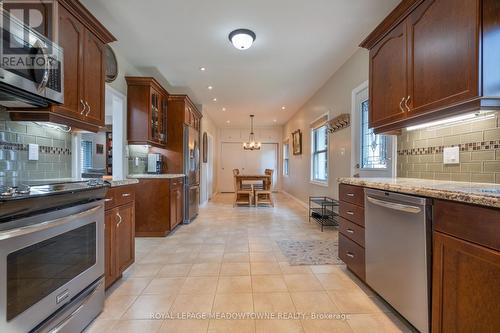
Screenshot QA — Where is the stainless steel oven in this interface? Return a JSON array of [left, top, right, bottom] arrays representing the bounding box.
[[0, 201, 104, 333]]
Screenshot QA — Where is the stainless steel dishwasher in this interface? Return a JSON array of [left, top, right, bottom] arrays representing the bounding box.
[[365, 189, 431, 333]]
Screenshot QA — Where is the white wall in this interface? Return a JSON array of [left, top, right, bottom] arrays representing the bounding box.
[[217, 126, 283, 191], [282, 49, 369, 203], [200, 110, 219, 204]]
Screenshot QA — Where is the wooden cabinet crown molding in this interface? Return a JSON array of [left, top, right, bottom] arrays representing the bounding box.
[[125, 76, 169, 96], [168, 94, 202, 119], [57, 0, 116, 43], [360, 0, 424, 49]]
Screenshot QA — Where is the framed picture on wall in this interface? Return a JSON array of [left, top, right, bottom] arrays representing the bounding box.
[[292, 130, 302, 155], [202, 132, 208, 163], [96, 144, 104, 154]]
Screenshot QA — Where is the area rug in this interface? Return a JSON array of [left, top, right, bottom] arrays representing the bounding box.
[[276, 240, 343, 265]]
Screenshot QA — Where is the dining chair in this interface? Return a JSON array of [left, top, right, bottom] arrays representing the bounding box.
[[233, 169, 253, 206], [255, 169, 274, 207]]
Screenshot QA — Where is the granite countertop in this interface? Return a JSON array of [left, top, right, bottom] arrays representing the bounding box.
[[108, 179, 139, 187], [127, 173, 185, 179], [337, 177, 500, 208]]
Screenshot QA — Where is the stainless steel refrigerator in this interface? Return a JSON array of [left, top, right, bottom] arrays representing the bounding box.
[[183, 125, 200, 222]]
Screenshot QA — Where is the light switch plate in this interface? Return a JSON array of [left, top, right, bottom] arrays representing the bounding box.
[[443, 146, 459, 164], [28, 144, 39, 161]]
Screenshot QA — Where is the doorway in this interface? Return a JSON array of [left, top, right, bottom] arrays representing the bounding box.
[[219, 142, 278, 192]]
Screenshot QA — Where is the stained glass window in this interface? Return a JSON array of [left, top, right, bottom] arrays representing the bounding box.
[[360, 100, 388, 169]]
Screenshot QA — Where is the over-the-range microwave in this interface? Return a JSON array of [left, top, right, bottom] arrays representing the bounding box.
[[0, 6, 63, 108]]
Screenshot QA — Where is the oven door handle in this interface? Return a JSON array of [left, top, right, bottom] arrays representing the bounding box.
[[48, 280, 103, 333], [366, 196, 421, 214], [0, 205, 101, 240]]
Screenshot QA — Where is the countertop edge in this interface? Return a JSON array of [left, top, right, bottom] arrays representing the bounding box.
[[108, 179, 139, 187], [127, 174, 185, 179], [337, 177, 500, 209]]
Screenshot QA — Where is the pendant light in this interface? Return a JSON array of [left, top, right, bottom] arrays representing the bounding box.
[[243, 115, 261, 150]]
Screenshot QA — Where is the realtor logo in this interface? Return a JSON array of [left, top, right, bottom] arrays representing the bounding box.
[[0, 0, 56, 70]]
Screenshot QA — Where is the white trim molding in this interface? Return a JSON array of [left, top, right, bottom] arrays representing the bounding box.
[[280, 190, 308, 209]]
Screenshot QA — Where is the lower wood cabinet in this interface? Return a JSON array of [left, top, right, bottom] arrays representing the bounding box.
[[104, 185, 136, 289], [135, 177, 184, 237], [432, 200, 500, 332]]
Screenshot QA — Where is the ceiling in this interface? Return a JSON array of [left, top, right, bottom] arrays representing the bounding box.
[[82, 0, 399, 127]]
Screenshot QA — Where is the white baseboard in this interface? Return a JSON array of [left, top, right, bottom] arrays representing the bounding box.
[[280, 190, 308, 209]]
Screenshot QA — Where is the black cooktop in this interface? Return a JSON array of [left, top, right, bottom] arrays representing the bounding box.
[[0, 179, 109, 222]]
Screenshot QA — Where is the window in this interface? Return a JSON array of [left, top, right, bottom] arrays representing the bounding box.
[[360, 100, 388, 169], [283, 143, 289, 176], [311, 124, 328, 183], [81, 140, 93, 172]]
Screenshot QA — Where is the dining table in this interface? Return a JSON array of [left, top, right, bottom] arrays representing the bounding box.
[[234, 174, 272, 191]]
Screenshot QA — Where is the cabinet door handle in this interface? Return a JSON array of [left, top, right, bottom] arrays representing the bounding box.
[[116, 212, 122, 227], [346, 211, 354, 215], [346, 193, 355, 197], [104, 198, 113, 202], [80, 99, 86, 115], [346, 252, 355, 258], [346, 228, 354, 234], [399, 97, 405, 112], [85, 101, 91, 116], [122, 193, 131, 197], [404, 96, 411, 112]]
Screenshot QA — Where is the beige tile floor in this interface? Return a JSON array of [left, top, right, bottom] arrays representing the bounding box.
[[86, 193, 415, 333]]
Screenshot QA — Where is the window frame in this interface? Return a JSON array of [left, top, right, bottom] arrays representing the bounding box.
[[283, 142, 289, 176], [81, 140, 93, 172], [310, 120, 329, 185]]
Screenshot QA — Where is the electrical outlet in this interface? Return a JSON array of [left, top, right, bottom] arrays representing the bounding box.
[[28, 144, 39, 161], [443, 146, 459, 164]]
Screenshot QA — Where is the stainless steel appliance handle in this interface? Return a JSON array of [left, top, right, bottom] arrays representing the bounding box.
[[35, 39, 50, 92], [0, 205, 101, 240], [48, 280, 103, 333], [367, 196, 421, 214]]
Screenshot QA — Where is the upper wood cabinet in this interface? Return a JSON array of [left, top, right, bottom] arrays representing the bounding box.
[[126, 77, 168, 148], [9, 0, 115, 132], [361, 0, 500, 133]]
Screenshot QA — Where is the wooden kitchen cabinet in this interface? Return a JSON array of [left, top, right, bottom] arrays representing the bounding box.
[[361, 0, 500, 133], [126, 77, 168, 148], [9, 0, 115, 132], [338, 184, 366, 281], [432, 200, 500, 332], [104, 185, 136, 289], [169, 179, 184, 230], [134, 178, 184, 237]]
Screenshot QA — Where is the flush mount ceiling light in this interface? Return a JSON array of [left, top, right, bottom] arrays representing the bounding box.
[[212, 98, 217, 102], [243, 115, 261, 150], [229, 29, 256, 50], [199, 67, 206, 71], [207, 85, 213, 90], [281, 106, 286, 110]]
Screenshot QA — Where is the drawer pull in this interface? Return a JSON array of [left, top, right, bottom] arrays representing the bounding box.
[[104, 198, 113, 202], [346, 228, 354, 234], [122, 193, 131, 197], [346, 211, 354, 215], [346, 252, 355, 258], [346, 193, 355, 197]]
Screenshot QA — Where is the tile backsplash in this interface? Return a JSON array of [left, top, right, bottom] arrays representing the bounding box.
[[397, 111, 500, 183], [0, 110, 72, 185]]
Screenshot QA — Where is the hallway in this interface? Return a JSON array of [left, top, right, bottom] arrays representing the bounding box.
[[87, 193, 413, 333]]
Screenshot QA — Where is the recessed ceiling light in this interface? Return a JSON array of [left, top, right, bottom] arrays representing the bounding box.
[[207, 85, 213, 90], [281, 106, 286, 110], [212, 98, 217, 102], [222, 107, 226, 111], [273, 119, 277, 123], [228, 29, 256, 50], [226, 120, 230, 124], [199, 67, 206, 71]]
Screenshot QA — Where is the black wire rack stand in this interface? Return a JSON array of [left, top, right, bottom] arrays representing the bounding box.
[[308, 196, 340, 231]]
